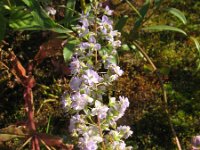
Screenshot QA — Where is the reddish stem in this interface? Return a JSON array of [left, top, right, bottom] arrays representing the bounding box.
[[24, 76, 40, 150]]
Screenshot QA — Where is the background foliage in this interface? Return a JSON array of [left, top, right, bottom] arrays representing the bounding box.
[[0, 0, 199, 149]]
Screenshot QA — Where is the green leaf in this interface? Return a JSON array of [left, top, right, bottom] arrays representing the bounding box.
[[63, 39, 79, 62], [65, 0, 76, 27], [21, 0, 57, 28], [31, 10, 44, 27], [21, 0, 33, 7], [133, 0, 150, 29], [50, 26, 73, 34], [142, 25, 187, 35], [0, 134, 24, 142], [190, 37, 200, 54], [115, 15, 128, 32], [0, 14, 7, 41], [167, 8, 187, 24], [9, 7, 40, 29], [0, 125, 27, 142]]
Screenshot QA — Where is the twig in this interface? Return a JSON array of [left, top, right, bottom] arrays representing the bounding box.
[[40, 139, 52, 150], [133, 41, 182, 150], [17, 137, 32, 150]]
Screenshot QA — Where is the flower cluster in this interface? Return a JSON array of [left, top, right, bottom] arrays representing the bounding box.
[[62, 2, 133, 150]]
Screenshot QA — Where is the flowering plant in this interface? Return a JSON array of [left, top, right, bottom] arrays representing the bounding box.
[[62, 2, 133, 150]]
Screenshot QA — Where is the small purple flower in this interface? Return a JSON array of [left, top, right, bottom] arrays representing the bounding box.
[[102, 15, 112, 25], [80, 36, 101, 51], [88, 36, 101, 51], [69, 114, 85, 132], [91, 100, 109, 119], [81, 18, 89, 27], [82, 69, 102, 86], [80, 42, 90, 50], [192, 135, 200, 149], [99, 15, 113, 34], [70, 77, 82, 91], [119, 96, 129, 113], [109, 96, 130, 121], [104, 6, 113, 16], [79, 135, 98, 150], [112, 64, 124, 76], [117, 125, 133, 139], [70, 57, 81, 74], [80, 13, 89, 27], [110, 40, 121, 48], [112, 141, 126, 150], [71, 92, 88, 110]]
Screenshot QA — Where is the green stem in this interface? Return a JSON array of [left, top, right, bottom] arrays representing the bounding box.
[[80, 0, 87, 14]]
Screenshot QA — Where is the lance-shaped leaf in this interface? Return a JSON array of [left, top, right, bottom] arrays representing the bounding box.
[[142, 25, 187, 35], [190, 37, 200, 54], [0, 125, 28, 142], [167, 8, 187, 24], [134, 0, 150, 29], [125, 0, 141, 18], [65, 0, 76, 27], [115, 15, 128, 32]]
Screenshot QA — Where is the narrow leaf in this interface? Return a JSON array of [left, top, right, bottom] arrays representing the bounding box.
[[9, 7, 40, 30], [0, 125, 27, 142], [50, 26, 73, 34], [21, 0, 33, 7], [0, 134, 24, 142], [0, 125, 27, 135], [65, 0, 76, 27], [134, 0, 150, 29], [125, 0, 141, 18], [115, 15, 128, 32], [167, 8, 187, 24], [21, 0, 57, 29], [190, 37, 200, 54], [143, 25, 187, 35]]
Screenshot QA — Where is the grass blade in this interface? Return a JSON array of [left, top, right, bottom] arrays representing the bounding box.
[[167, 8, 187, 24], [143, 25, 187, 35]]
